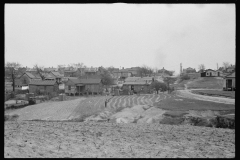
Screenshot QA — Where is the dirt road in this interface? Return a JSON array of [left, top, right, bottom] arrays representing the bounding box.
[[175, 84, 234, 105], [4, 121, 235, 158]]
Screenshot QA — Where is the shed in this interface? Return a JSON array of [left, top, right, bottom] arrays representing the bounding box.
[[29, 80, 59, 96], [223, 72, 235, 91]]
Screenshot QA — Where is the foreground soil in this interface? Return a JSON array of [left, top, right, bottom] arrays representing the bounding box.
[[4, 121, 235, 158]]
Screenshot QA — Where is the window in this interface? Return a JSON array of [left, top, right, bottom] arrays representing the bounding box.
[[68, 85, 71, 90]]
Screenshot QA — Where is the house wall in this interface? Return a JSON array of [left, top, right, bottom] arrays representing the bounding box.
[[134, 85, 150, 93], [85, 84, 103, 93], [29, 84, 59, 95], [223, 78, 235, 89]]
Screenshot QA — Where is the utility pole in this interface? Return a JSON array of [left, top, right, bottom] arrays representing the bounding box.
[[217, 63, 218, 70], [180, 63, 182, 75]]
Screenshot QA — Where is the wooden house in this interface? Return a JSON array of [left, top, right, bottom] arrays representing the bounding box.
[[64, 78, 103, 95], [223, 72, 235, 91], [122, 77, 153, 94], [29, 80, 59, 96], [200, 69, 222, 77], [45, 71, 64, 83]]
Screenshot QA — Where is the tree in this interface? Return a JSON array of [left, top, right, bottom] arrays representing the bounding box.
[[198, 64, 205, 72], [163, 76, 177, 93], [33, 64, 45, 80], [138, 65, 154, 77], [5, 62, 22, 92], [150, 81, 167, 94], [222, 62, 230, 70], [107, 66, 117, 73]]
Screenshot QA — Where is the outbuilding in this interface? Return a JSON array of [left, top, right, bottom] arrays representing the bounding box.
[[29, 80, 59, 96], [223, 72, 235, 91]]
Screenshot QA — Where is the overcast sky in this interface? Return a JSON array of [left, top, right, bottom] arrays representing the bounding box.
[[5, 4, 235, 74]]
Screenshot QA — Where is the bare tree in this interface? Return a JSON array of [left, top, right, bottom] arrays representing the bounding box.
[[198, 64, 205, 72], [222, 62, 230, 70], [33, 64, 45, 80], [5, 62, 22, 92]]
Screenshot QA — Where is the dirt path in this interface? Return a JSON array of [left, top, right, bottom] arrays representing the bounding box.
[[175, 84, 235, 105], [4, 121, 235, 158]]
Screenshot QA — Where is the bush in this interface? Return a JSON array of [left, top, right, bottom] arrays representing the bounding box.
[[5, 114, 19, 121], [180, 74, 190, 80]]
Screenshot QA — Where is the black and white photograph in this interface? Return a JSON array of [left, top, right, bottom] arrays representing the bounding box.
[[4, 3, 235, 158]]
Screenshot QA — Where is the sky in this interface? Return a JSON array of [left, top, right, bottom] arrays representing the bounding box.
[[5, 4, 235, 74]]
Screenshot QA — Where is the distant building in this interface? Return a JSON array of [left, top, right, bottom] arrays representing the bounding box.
[[200, 69, 222, 77], [29, 80, 59, 96], [182, 67, 196, 74]]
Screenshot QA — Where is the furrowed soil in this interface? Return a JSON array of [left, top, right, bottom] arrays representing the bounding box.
[[4, 121, 235, 158]]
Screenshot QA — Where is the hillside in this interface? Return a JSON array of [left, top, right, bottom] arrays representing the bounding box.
[[186, 77, 223, 89]]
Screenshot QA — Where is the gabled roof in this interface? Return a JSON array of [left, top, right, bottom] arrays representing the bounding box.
[[22, 72, 41, 79], [29, 80, 57, 86]]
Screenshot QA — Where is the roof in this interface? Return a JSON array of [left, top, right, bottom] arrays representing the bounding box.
[[204, 69, 216, 72], [80, 79, 101, 84], [44, 68, 58, 72], [29, 80, 57, 86], [51, 71, 64, 78], [225, 72, 235, 78], [124, 77, 141, 82], [24, 72, 41, 79], [68, 78, 101, 85], [123, 81, 150, 85]]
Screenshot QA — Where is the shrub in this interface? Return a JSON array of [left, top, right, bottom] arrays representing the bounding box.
[[180, 74, 190, 80]]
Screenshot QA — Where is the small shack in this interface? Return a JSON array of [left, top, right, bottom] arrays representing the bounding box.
[[29, 80, 59, 96], [223, 72, 235, 91], [201, 69, 222, 77]]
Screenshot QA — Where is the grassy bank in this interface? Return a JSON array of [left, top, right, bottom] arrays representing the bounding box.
[[191, 90, 235, 99], [187, 77, 223, 89]]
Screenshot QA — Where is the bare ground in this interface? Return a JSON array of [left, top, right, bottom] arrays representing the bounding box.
[[4, 121, 235, 158]]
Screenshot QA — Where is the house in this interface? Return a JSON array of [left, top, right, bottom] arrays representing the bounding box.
[[223, 72, 235, 91], [45, 71, 64, 83], [158, 67, 174, 76], [44, 67, 58, 73], [17, 72, 42, 86], [64, 78, 103, 95], [200, 69, 222, 77], [122, 81, 152, 94], [226, 65, 235, 73], [182, 67, 196, 74], [122, 77, 154, 94], [29, 80, 59, 96]]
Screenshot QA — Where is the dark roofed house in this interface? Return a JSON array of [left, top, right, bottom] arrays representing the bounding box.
[[200, 69, 222, 77], [29, 80, 59, 96]]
